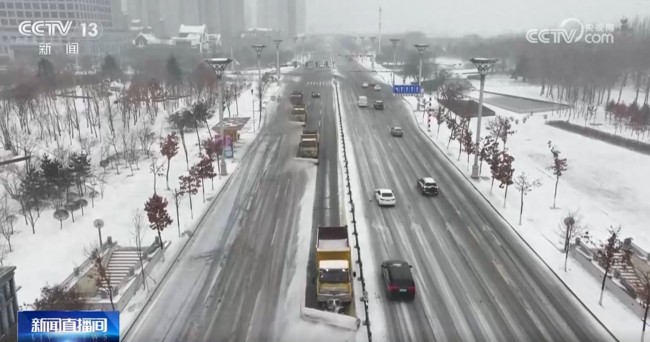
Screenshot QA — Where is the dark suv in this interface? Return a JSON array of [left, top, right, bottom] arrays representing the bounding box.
[[374, 100, 384, 110], [417, 177, 439, 195], [381, 260, 416, 301]]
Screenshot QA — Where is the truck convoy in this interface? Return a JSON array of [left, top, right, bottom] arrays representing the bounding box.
[[299, 129, 319, 158], [316, 226, 353, 309], [291, 104, 307, 122]]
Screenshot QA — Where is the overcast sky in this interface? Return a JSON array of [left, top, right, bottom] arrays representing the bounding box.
[[306, 0, 650, 37]]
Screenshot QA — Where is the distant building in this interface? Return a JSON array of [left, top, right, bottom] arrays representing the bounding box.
[[240, 28, 278, 41], [133, 32, 173, 47], [172, 24, 208, 54], [0, 267, 17, 342], [255, 0, 304, 38]]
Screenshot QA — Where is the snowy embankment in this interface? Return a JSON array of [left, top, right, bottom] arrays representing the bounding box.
[[401, 95, 646, 341], [4, 80, 282, 313], [333, 80, 388, 342]]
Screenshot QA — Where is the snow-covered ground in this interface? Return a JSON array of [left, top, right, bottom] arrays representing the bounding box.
[[468, 75, 650, 144], [5, 80, 282, 310], [403, 96, 646, 341]]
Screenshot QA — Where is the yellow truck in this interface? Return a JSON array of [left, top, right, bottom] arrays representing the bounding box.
[[316, 226, 353, 309], [299, 129, 319, 158], [291, 104, 307, 122]]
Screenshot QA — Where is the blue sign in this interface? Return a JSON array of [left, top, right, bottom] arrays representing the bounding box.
[[18, 311, 120, 342], [392, 85, 422, 95]]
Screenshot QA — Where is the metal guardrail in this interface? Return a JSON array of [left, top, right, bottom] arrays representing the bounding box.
[[334, 80, 372, 342]]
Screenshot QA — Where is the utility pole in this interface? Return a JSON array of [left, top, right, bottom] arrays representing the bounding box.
[[252, 44, 266, 130], [273, 39, 282, 83], [378, 6, 382, 55], [204, 58, 233, 176], [369, 36, 376, 70], [293, 36, 298, 63], [390, 38, 400, 87]]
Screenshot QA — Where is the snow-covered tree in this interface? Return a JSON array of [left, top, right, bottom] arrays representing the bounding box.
[[144, 194, 172, 251], [514, 172, 542, 225], [597, 226, 632, 306], [160, 132, 179, 190], [547, 141, 568, 209], [559, 211, 585, 271], [496, 151, 515, 207]]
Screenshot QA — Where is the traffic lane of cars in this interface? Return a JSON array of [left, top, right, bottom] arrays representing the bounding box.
[[339, 83, 474, 340], [338, 63, 612, 341]]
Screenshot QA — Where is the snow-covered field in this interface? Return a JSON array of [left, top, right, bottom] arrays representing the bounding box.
[[4, 80, 282, 311], [404, 97, 646, 341]]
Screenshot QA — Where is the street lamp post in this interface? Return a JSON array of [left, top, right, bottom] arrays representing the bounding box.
[[390, 38, 400, 86], [204, 57, 233, 176], [369, 36, 376, 70], [273, 39, 282, 83], [469, 57, 498, 179], [293, 36, 298, 63], [414, 44, 429, 110], [252, 44, 266, 130]]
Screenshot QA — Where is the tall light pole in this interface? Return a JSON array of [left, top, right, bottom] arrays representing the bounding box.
[[470, 57, 498, 179], [293, 36, 298, 62], [273, 39, 282, 83], [369, 36, 376, 70], [252, 44, 266, 130], [204, 57, 233, 176], [414, 44, 429, 110], [390, 38, 400, 86]]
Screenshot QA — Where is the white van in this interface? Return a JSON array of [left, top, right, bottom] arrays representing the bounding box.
[[358, 96, 368, 107]]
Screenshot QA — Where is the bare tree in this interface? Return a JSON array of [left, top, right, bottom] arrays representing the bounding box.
[[86, 246, 116, 311], [559, 211, 585, 271], [171, 188, 184, 237], [0, 240, 7, 266], [547, 141, 568, 209], [137, 124, 156, 158], [131, 209, 150, 291], [640, 272, 650, 342], [32, 284, 87, 310], [514, 172, 542, 225], [597, 226, 632, 306], [149, 157, 165, 194], [0, 209, 13, 252]]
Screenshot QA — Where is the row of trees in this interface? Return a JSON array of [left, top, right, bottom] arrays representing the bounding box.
[[434, 81, 570, 225]]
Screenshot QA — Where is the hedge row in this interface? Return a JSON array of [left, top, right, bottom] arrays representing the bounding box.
[[546, 120, 650, 155]]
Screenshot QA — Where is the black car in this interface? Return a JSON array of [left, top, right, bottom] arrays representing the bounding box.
[[417, 177, 439, 195], [374, 100, 384, 110], [312, 91, 321, 98], [381, 260, 416, 301]]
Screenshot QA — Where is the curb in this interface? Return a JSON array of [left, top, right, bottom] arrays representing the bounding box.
[[121, 94, 273, 340], [402, 97, 620, 342]]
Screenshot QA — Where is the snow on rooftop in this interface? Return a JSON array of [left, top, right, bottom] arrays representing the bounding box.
[[179, 24, 206, 34]]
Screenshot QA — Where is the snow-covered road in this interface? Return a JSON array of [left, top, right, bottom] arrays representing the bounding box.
[[122, 77, 318, 342], [335, 55, 615, 342]]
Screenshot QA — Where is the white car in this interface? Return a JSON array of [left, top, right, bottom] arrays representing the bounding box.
[[362, 82, 369, 88], [374, 84, 381, 91], [374, 189, 396, 206]]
